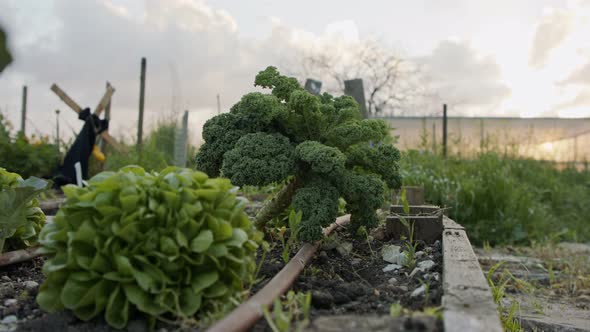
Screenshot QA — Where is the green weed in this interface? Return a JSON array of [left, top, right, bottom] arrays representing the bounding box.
[[263, 291, 312, 332], [401, 151, 590, 245]]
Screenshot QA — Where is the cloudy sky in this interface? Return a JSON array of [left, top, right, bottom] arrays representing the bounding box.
[[1, 0, 590, 144]]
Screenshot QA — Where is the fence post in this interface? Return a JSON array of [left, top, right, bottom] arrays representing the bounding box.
[[443, 104, 448, 158], [344, 79, 368, 118], [137, 57, 146, 150], [216, 94, 221, 115], [432, 123, 436, 153], [105, 81, 112, 121], [20, 85, 27, 136], [55, 109, 60, 154], [174, 111, 189, 167]]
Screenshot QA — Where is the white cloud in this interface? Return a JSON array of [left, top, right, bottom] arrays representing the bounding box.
[[529, 8, 575, 68], [418, 40, 511, 114]]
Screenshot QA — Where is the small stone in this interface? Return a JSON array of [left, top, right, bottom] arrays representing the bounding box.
[[318, 251, 329, 263], [311, 290, 334, 308], [336, 242, 353, 257], [1, 276, 11, 282], [351, 258, 362, 266], [415, 251, 425, 259], [388, 277, 398, 284], [370, 226, 387, 241], [434, 240, 441, 248], [411, 285, 426, 298], [417, 260, 436, 271], [381, 245, 402, 263], [22, 280, 39, 290], [383, 264, 402, 272], [3, 299, 17, 307], [1, 315, 17, 324], [432, 272, 440, 281], [398, 285, 409, 292]]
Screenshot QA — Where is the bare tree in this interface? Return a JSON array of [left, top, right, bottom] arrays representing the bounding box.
[[293, 39, 425, 116]]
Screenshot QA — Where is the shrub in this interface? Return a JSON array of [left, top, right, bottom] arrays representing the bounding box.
[[195, 67, 402, 241], [401, 151, 590, 245], [36, 166, 263, 329], [0, 113, 59, 178], [0, 168, 48, 253]]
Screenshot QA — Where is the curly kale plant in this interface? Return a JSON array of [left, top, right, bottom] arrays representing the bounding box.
[[36, 166, 262, 329], [0, 168, 48, 253], [195, 67, 402, 241]]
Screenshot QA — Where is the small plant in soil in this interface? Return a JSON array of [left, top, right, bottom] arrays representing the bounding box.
[[486, 261, 534, 332], [262, 290, 311, 332], [390, 303, 443, 320], [0, 167, 49, 254], [195, 66, 402, 241], [35, 166, 263, 329]]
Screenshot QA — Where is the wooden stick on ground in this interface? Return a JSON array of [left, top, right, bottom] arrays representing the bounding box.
[[0, 246, 42, 267]]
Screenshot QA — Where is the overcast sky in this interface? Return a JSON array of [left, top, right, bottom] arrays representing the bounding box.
[[1, 0, 590, 144]]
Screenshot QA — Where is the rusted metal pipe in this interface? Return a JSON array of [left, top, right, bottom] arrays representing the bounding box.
[[206, 214, 351, 332], [0, 246, 42, 267]]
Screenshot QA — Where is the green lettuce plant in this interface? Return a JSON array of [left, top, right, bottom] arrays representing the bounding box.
[[36, 166, 263, 329], [0, 168, 48, 253]]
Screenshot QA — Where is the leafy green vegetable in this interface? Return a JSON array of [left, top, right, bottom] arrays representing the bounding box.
[[0, 168, 48, 253], [195, 67, 402, 241], [36, 166, 262, 329]]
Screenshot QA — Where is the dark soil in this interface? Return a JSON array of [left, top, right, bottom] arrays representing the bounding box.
[[251, 226, 444, 331], [0, 257, 45, 322], [0, 258, 147, 332]]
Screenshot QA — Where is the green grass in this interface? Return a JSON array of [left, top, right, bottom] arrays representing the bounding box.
[[401, 151, 590, 245]]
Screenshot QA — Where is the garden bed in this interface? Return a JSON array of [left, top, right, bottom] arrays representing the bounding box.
[[251, 226, 445, 331], [0, 202, 501, 332]]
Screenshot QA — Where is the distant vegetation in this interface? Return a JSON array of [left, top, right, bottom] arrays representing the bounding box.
[[0, 113, 59, 178], [401, 151, 590, 245], [101, 118, 198, 173]]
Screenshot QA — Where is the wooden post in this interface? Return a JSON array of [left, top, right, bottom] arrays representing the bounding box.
[[55, 109, 60, 152], [443, 104, 448, 158], [479, 119, 484, 153], [137, 57, 146, 149], [174, 111, 189, 167], [216, 94, 221, 115], [432, 123, 437, 153], [105, 82, 112, 120], [20, 85, 27, 135]]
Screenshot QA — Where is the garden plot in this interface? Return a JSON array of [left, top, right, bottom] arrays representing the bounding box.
[[251, 228, 444, 332], [0, 202, 502, 332]]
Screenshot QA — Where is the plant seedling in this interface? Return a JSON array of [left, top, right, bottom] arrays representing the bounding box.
[[263, 291, 311, 332]]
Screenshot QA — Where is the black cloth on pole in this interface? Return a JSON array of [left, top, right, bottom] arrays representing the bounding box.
[[53, 108, 108, 187]]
